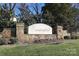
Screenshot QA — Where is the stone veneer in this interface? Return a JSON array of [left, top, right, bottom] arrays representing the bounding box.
[[56, 26, 64, 40], [2, 28, 11, 38], [0, 23, 70, 44], [16, 23, 64, 43], [16, 23, 25, 43]]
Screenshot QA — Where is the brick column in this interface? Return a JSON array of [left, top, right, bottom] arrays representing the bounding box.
[[16, 23, 25, 43], [2, 28, 11, 44], [2, 28, 11, 38], [56, 26, 64, 40]]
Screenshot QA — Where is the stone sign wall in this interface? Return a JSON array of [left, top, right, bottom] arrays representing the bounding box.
[[2, 28, 11, 38], [0, 23, 71, 44], [63, 30, 70, 37], [16, 23, 65, 43], [56, 26, 64, 40], [27, 34, 57, 43], [16, 23, 25, 43]]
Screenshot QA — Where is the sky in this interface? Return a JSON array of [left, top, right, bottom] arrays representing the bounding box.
[[14, 3, 45, 16]]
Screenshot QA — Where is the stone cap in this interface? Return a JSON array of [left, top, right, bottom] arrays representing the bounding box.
[[57, 26, 63, 29], [16, 23, 24, 27]]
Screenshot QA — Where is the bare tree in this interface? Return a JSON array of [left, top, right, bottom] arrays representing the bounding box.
[[28, 3, 42, 23], [18, 3, 36, 25], [0, 3, 16, 28], [1, 3, 16, 20]]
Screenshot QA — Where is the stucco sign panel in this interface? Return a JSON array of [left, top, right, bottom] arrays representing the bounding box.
[[28, 23, 52, 34]]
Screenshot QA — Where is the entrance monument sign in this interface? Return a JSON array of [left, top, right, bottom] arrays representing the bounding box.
[[28, 23, 52, 34]]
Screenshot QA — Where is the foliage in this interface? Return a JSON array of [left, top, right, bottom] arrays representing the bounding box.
[[28, 3, 43, 23], [1, 3, 16, 20], [0, 37, 17, 45], [0, 38, 5, 45], [9, 37, 17, 44], [0, 3, 16, 28], [18, 4, 36, 26], [42, 3, 79, 31]]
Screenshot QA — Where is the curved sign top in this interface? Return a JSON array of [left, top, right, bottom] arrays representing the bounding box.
[[28, 23, 52, 34]]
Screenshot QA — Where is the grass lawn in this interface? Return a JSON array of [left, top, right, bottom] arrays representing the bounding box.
[[0, 39, 79, 56]]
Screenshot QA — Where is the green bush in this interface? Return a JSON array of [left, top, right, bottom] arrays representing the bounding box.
[[71, 35, 76, 39], [0, 38, 5, 45], [64, 36, 71, 39], [0, 37, 17, 45], [70, 36, 79, 39], [9, 37, 17, 44], [75, 36, 79, 39]]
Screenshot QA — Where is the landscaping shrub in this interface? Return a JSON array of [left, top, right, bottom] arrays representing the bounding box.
[[64, 36, 71, 39], [0, 38, 5, 45], [9, 37, 17, 44], [0, 37, 17, 45], [70, 36, 79, 39], [71, 36, 76, 39], [75, 36, 79, 39]]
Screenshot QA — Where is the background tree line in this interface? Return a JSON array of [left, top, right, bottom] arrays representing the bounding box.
[[0, 3, 79, 33]]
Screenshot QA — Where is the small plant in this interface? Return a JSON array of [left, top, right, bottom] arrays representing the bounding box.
[[0, 38, 5, 45], [64, 36, 71, 39], [9, 37, 17, 44]]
